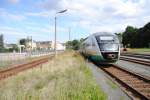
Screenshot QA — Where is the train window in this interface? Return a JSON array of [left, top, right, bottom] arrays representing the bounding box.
[[96, 35, 119, 43], [100, 36, 113, 41]]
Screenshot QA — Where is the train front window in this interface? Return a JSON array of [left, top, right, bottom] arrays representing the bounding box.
[[96, 35, 119, 52], [99, 43, 119, 51]]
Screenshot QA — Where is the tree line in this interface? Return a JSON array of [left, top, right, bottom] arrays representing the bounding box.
[[122, 22, 150, 48]]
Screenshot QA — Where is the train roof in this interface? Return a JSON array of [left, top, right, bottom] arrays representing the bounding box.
[[92, 32, 115, 36], [82, 32, 116, 42]]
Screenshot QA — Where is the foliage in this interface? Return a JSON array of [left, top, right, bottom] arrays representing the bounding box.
[[0, 45, 18, 53], [0, 47, 8, 52], [122, 26, 138, 48], [8, 44, 19, 52], [122, 22, 150, 48], [19, 38, 26, 46], [66, 39, 84, 50]]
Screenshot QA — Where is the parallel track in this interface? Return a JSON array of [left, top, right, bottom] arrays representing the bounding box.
[[0, 56, 51, 80], [100, 65, 150, 100], [120, 56, 150, 66], [121, 53, 150, 60]]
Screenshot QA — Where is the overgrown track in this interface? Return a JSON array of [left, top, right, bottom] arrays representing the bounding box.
[[120, 56, 150, 66], [0, 56, 51, 80], [101, 65, 150, 100]]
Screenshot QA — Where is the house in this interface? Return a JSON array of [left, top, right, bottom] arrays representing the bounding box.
[[51, 41, 66, 50], [36, 41, 52, 50]]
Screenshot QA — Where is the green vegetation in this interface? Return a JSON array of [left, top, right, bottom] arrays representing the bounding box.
[[122, 22, 150, 48], [0, 45, 18, 52], [126, 48, 150, 53], [0, 51, 107, 100], [65, 38, 84, 50], [19, 38, 27, 46]]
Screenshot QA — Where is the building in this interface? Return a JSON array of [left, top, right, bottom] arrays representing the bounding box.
[[51, 41, 66, 50], [36, 41, 52, 50], [0, 34, 4, 48], [26, 40, 37, 51], [20, 37, 37, 51]]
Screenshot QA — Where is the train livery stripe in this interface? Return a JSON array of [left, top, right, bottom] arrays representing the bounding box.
[[90, 55, 104, 61]]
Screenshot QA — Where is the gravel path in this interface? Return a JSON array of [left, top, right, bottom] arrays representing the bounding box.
[[116, 60, 150, 77], [86, 61, 131, 100]]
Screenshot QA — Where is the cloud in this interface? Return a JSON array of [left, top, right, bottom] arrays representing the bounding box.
[[7, 0, 20, 4], [0, 23, 68, 43], [1, 0, 150, 43], [0, 26, 27, 36], [0, 8, 26, 21], [25, 11, 55, 18], [59, 0, 150, 33], [37, 0, 62, 11]]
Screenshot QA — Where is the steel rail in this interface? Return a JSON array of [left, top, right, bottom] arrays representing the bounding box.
[[0, 56, 51, 80], [100, 64, 150, 100], [120, 56, 150, 66]]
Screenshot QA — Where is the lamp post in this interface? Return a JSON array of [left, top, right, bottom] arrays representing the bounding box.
[[54, 9, 67, 57], [69, 27, 71, 41]]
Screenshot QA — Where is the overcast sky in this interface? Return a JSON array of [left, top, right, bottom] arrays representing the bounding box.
[[0, 0, 150, 43]]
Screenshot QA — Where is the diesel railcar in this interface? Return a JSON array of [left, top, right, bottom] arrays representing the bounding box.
[[80, 32, 120, 64]]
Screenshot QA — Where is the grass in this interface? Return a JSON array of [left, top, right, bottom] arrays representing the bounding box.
[[126, 48, 150, 53], [0, 51, 107, 100]]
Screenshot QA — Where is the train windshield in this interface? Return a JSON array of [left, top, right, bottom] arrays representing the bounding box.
[[96, 35, 119, 52], [99, 43, 119, 51]]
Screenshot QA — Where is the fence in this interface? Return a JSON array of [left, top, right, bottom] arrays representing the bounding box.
[[0, 51, 54, 68]]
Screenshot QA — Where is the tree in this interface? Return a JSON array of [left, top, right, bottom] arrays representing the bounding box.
[[19, 39, 26, 46], [122, 26, 138, 48], [72, 40, 80, 50], [137, 22, 150, 47], [122, 22, 150, 48], [65, 41, 73, 49], [65, 39, 81, 50]]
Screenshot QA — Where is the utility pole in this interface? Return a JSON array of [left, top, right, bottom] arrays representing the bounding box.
[[54, 16, 57, 56], [31, 36, 32, 50]]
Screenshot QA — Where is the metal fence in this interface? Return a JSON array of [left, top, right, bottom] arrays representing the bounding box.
[[0, 51, 55, 68]]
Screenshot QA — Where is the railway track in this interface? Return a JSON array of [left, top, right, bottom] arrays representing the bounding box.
[[120, 56, 150, 66], [121, 53, 150, 60], [100, 64, 150, 100], [0, 56, 51, 80]]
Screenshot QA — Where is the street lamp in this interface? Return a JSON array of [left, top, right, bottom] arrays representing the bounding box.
[[54, 9, 67, 57]]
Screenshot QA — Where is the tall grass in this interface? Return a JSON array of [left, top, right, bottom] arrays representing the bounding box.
[[0, 51, 107, 100]]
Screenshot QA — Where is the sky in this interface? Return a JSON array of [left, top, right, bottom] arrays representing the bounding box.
[[0, 0, 150, 43]]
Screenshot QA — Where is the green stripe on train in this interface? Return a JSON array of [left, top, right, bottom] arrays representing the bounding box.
[[90, 55, 104, 61]]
